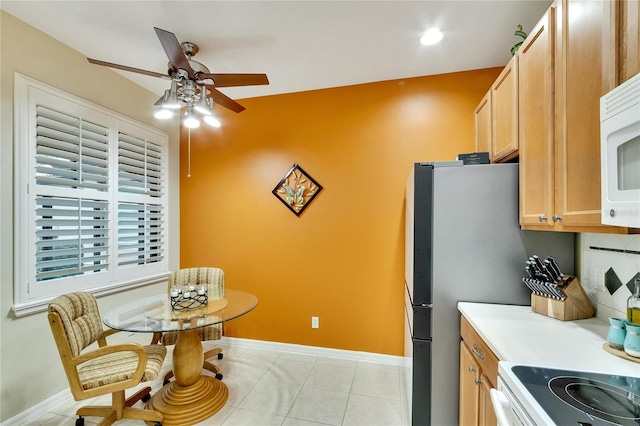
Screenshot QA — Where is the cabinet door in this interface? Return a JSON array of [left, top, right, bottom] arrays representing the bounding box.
[[519, 7, 556, 228], [459, 342, 480, 426], [492, 57, 518, 162], [554, 0, 618, 228], [620, 0, 640, 83], [478, 375, 497, 426], [474, 91, 492, 160]]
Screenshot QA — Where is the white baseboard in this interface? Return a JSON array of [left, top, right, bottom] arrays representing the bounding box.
[[219, 337, 406, 366], [2, 339, 405, 425], [1, 388, 72, 426]]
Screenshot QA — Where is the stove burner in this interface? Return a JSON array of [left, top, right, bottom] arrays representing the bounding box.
[[549, 376, 640, 426]]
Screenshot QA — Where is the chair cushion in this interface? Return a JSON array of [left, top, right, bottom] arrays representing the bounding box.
[[78, 344, 167, 390], [48, 293, 104, 357]]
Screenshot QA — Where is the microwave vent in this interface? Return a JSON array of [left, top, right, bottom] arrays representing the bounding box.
[[600, 73, 640, 121]]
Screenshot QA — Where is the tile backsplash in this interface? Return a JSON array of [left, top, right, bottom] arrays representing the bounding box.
[[579, 233, 640, 321]]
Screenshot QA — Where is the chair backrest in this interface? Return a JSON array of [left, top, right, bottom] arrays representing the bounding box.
[[168, 267, 224, 299], [48, 292, 104, 358], [160, 268, 225, 346]]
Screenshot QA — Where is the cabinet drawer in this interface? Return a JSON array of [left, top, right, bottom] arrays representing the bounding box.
[[460, 315, 499, 387]]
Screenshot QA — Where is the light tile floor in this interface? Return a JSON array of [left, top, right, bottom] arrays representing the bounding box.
[[24, 343, 410, 426]]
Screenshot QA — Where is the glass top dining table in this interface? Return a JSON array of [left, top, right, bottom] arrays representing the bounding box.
[[102, 289, 258, 333], [101, 289, 258, 426]]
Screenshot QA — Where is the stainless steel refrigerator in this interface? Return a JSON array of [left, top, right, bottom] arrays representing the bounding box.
[[403, 162, 575, 425]]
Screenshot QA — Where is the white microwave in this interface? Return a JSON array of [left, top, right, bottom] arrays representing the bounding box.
[[600, 72, 640, 228]]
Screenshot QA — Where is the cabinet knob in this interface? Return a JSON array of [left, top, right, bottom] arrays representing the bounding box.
[[538, 215, 547, 222], [552, 215, 562, 222], [468, 366, 476, 373], [474, 378, 483, 386]]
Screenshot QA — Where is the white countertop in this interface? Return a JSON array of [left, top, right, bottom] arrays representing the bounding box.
[[458, 302, 640, 377]]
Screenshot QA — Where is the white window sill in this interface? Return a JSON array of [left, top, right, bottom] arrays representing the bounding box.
[[11, 272, 170, 318]]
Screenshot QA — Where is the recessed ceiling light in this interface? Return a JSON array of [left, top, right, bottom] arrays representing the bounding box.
[[421, 28, 443, 45]]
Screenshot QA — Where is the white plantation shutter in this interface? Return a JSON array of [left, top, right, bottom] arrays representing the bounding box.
[[114, 124, 167, 279], [13, 74, 169, 314], [35, 105, 110, 191], [118, 133, 164, 197], [32, 101, 112, 291], [118, 202, 165, 267], [36, 196, 110, 281]]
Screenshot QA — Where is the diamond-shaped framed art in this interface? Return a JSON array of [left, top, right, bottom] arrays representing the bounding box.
[[272, 163, 323, 216]]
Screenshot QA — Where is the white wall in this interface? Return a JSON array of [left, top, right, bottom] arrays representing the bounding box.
[[579, 233, 640, 320], [0, 11, 180, 421]]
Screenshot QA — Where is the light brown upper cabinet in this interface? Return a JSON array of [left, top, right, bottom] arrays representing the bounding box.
[[474, 92, 492, 160], [473, 56, 518, 163], [519, 0, 627, 233], [491, 58, 519, 162], [518, 7, 556, 229], [619, 0, 640, 83]]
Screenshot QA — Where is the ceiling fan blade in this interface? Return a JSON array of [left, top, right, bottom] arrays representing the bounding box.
[[154, 27, 195, 79], [206, 87, 246, 113], [87, 58, 171, 79], [198, 73, 269, 88]]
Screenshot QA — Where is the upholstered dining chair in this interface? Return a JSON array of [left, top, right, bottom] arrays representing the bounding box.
[[152, 267, 225, 383], [48, 292, 166, 426]]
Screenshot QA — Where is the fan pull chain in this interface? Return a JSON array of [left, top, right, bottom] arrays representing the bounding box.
[[187, 127, 191, 178]]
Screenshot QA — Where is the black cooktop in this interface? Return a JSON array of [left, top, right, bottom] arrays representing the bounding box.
[[512, 365, 640, 426]]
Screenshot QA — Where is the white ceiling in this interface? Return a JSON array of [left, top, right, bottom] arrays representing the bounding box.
[[1, 1, 551, 102]]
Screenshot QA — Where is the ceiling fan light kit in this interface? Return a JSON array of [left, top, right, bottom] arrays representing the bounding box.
[[87, 27, 269, 129], [155, 80, 221, 128]]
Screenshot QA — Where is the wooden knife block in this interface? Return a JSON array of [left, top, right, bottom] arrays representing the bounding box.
[[531, 276, 596, 321]]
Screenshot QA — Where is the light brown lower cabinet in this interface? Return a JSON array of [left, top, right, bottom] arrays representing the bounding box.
[[459, 342, 480, 425], [459, 316, 499, 426], [479, 376, 498, 426]]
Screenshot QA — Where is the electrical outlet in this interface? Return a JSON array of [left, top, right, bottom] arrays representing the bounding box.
[[311, 316, 319, 329], [591, 266, 606, 292]]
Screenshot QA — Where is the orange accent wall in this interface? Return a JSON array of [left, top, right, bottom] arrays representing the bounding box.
[[180, 68, 501, 356]]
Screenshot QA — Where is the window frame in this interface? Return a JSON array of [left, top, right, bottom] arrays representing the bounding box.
[[13, 73, 170, 317]]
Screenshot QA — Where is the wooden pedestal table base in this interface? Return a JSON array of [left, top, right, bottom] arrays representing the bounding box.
[[146, 328, 228, 425]]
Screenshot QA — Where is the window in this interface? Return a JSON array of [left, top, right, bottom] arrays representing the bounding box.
[[13, 74, 169, 316]]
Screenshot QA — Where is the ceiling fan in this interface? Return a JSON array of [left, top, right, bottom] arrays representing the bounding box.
[[87, 27, 269, 117]]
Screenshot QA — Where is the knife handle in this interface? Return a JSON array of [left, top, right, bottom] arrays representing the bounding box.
[[532, 255, 545, 271], [522, 278, 536, 294], [527, 259, 543, 277], [543, 262, 559, 282], [547, 256, 564, 278], [525, 267, 534, 278]]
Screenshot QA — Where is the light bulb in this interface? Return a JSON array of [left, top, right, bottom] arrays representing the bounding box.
[[420, 28, 443, 45], [203, 114, 221, 128], [154, 108, 173, 119], [184, 108, 200, 129]]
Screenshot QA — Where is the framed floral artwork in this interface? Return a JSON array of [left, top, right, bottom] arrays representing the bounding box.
[[272, 163, 323, 216]]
